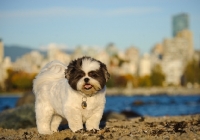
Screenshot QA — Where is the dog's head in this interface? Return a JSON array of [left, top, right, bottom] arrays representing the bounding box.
[[65, 56, 110, 96]]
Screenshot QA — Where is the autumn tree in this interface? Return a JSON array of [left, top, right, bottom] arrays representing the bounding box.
[[5, 69, 36, 91]]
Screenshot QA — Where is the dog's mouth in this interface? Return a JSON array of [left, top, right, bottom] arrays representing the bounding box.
[[84, 84, 93, 90]]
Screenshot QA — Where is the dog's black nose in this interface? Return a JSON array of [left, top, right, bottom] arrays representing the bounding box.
[[84, 78, 90, 83]]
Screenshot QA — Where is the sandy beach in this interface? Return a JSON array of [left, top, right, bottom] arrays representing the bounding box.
[[0, 115, 199, 140]]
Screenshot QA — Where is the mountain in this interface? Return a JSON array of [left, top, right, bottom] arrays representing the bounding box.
[[4, 45, 73, 62], [4, 45, 35, 62]]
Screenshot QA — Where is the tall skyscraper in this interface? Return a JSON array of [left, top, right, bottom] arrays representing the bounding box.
[[0, 39, 4, 63], [172, 13, 189, 37]]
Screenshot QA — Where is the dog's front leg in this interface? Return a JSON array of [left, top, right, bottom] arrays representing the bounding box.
[[35, 102, 54, 134], [86, 108, 104, 131], [64, 107, 83, 132]]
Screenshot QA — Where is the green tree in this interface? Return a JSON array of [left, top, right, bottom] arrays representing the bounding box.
[[139, 75, 151, 87], [184, 59, 200, 84], [150, 64, 165, 86], [106, 74, 127, 88]]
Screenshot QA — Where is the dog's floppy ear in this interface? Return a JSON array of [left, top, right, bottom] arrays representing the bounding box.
[[100, 62, 110, 82], [65, 61, 75, 80], [65, 58, 82, 80], [65, 67, 72, 80]]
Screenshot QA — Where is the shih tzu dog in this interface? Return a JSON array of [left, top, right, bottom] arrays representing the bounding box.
[[33, 56, 110, 134]]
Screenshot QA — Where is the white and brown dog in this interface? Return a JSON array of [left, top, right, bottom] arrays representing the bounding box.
[[33, 56, 110, 134]]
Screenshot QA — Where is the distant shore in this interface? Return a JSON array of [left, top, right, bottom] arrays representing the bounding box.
[[0, 93, 23, 97], [0, 87, 200, 96], [106, 87, 200, 96]]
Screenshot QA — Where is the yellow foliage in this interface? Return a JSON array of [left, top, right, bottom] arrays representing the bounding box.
[[5, 69, 36, 91]]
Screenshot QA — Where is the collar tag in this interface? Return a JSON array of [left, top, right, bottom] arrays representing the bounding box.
[[81, 97, 87, 109]]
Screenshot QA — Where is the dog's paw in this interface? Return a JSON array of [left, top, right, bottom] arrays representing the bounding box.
[[87, 129, 99, 134], [52, 130, 58, 133], [51, 128, 59, 133], [74, 129, 85, 133], [38, 130, 54, 135]]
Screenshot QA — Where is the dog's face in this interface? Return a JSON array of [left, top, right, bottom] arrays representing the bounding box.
[[65, 56, 110, 96]]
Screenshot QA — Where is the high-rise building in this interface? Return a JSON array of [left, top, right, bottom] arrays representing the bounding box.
[[172, 13, 189, 37], [139, 53, 151, 77], [0, 39, 4, 63], [176, 29, 194, 60]]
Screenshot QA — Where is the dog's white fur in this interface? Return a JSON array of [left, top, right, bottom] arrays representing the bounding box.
[[33, 60, 106, 134]]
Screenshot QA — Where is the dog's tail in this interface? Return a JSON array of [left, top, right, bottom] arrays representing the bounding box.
[[33, 60, 67, 94]]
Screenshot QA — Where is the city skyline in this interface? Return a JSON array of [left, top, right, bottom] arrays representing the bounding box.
[[0, 0, 200, 54], [0, 27, 199, 87]]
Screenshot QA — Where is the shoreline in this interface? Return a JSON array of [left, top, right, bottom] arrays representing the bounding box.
[[0, 94, 23, 97], [0, 87, 200, 96], [0, 115, 199, 140], [106, 87, 200, 96]]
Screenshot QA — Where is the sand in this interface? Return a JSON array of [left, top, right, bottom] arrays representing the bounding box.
[[0, 115, 199, 140]]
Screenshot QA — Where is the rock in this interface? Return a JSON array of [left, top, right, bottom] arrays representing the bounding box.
[[102, 111, 127, 121], [1, 105, 10, 111], [132, 100, 145, 106], [0, 104, 36, 129], [106, 112, 127, 120], [16, 92, 35, 107], [102, 110, 141, 122], [121, 110, 141, 118]]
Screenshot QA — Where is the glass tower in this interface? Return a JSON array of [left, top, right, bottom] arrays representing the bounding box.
[[172, 13, 189, 37]]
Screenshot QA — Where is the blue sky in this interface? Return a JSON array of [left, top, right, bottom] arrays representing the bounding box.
[[0, 0, 200, 54]]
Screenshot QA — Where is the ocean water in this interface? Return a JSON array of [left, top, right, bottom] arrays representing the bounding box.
[[105, 95, 200, 116], [0, 96, 20, 111], [0, 95, 200, 116]]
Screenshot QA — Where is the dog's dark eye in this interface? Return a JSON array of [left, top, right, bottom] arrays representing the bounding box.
[[89, 71, 99, 78], [75, 70, 85, 79], [76, 73, 84, 79]]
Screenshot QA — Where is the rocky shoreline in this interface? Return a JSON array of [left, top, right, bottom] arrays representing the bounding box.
[[0, 115, 199, 140]]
